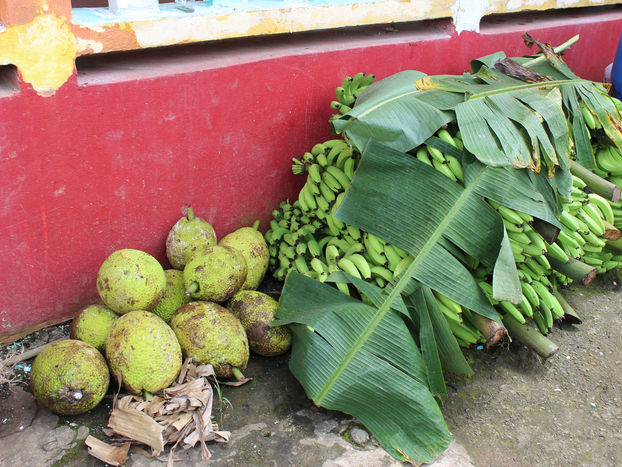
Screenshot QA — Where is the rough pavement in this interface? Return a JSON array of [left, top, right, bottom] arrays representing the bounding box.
[[2, 278, 621, 466]]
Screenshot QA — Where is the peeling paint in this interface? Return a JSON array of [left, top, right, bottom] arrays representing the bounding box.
[[0, 0, 616, 94], [76, 37, 104, 53], [451, 0, 490, 34], [0, 14, 76, 96]]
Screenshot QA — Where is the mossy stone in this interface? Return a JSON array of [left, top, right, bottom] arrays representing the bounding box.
[[183, 245, 247, 303], [105, 310, 182, 394], [170, 301, 249, 379], [166, 209, 217, 270], [30, 340, 109, 415], [96, 249, 166, 314], [152, 269, 192, 323], [227, 290, 292, 356], [218, 223, 269, 290], [69, 304, 119, 353]]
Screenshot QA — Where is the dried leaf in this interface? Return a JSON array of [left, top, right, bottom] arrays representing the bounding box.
[[171, 412, 194, 431], [85, 435, 130, 466], [176, 358, 191, 384], [108, 407, 165, 455]]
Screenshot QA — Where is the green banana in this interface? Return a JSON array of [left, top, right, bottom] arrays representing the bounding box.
[[499, 301, 526, 324], [432, 158, 458, 181], [416, 147, 432, 166], [588, 193, 614, 224], [338, 257, 362, 279], [370, 265, 394, 282], [325, 165, 351, 191], [346, 253, 372, 279]]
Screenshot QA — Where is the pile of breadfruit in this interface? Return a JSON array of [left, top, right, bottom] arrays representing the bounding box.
[[29, 207, 291, 416]]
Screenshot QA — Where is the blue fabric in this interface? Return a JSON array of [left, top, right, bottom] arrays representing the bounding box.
[[612, 32, 622, 99]]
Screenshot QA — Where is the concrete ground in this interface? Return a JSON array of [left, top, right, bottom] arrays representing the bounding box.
[[1, 276, 621, 466]]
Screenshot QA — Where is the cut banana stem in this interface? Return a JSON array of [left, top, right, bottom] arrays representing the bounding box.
[[531, 218, 560, 244], [602, 220, 622, 241], [546, 255, 597, 285], [606, 236, 622, 252], [569, 160, 621, 202], [552, 288, 582, 325], [471, 312, 506, 347], [502, 315, 559, 359]]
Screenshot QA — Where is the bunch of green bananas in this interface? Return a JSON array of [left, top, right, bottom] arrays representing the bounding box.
[[329, 72, 376, 119], [414, 129, 464, 183], [266, 73, 622, 346]]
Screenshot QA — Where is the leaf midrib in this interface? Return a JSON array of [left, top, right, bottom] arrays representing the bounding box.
[[313, 166, 487, 405], [466, 78, 587, 100]]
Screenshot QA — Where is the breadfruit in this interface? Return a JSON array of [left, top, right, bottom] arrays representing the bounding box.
[[69, 304, 119, 353], [218, 221, 269, 290], [227, 290, 292, 356], [183, 245, 247, 303], [166, 207, 217, 270], [97, 249, 166, 314], [30, 339, 109, 415], [151, 269, 192, 323], [170, 301, 249, 379], [105, 310, 182, 394]]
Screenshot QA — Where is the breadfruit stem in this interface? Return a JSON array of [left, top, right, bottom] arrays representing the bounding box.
[[187, 207, 195, 221], [252, 220, 260, 230], [231, 367, 245, 381], [144, 390, 154, 401], [185, 281, 199, 296]]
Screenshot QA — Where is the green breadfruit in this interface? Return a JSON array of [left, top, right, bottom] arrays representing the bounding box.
[[227, 290, 292, 356], [105, 310, 182, 395], [166, 207, 217, 270], [96, 249, 166, 314], [30, 339, 109, 415], [183, 245, 247, 303], [170, 301, 248, 379], [69, 304, 119, 352], [218, 221, 269, 290], [152, 269, 192, 323]]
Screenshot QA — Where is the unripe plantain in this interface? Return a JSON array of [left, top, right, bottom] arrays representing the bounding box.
[[184, 245, 247, 303], [227, 290, 292, 356], [166, 207, 217, 269], [151, 269, 192, 323], [105, 310, 182, 395], [96, 249, 166, 314], [170, 301, 249, 379], [30, 340, 109, 415], [69, 304, 119, 353], [218, 221, 269, 290]]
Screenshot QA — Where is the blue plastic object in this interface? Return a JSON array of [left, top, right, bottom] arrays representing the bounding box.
[[612, 32, 622, 99]]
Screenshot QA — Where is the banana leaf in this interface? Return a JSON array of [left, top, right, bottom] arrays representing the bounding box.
[[331, 70, 459, 152], [508, 37, 622, 168], [275, 139, 521, 463]]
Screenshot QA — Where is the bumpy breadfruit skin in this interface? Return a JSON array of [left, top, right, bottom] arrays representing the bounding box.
[[69, 304, 119, 353], [152, 269, 192, 323], [30, 340, 110, 415], [105, 310, 182, 394], [166, 214, 217, 270], [96, 249, 166, 314], [227, 290, 292, 357], [218, 227, 269, 290], [183, 245, 247, 303], [170, 301, 249, 379]]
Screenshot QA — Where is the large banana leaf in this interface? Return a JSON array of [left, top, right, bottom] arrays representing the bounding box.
[[331, 71, 460, 152], [483, 36, 622, 170], [275, 139, 526, 462]]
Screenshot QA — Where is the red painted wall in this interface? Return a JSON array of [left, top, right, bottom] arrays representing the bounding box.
[[1, 7, 621, 341]]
